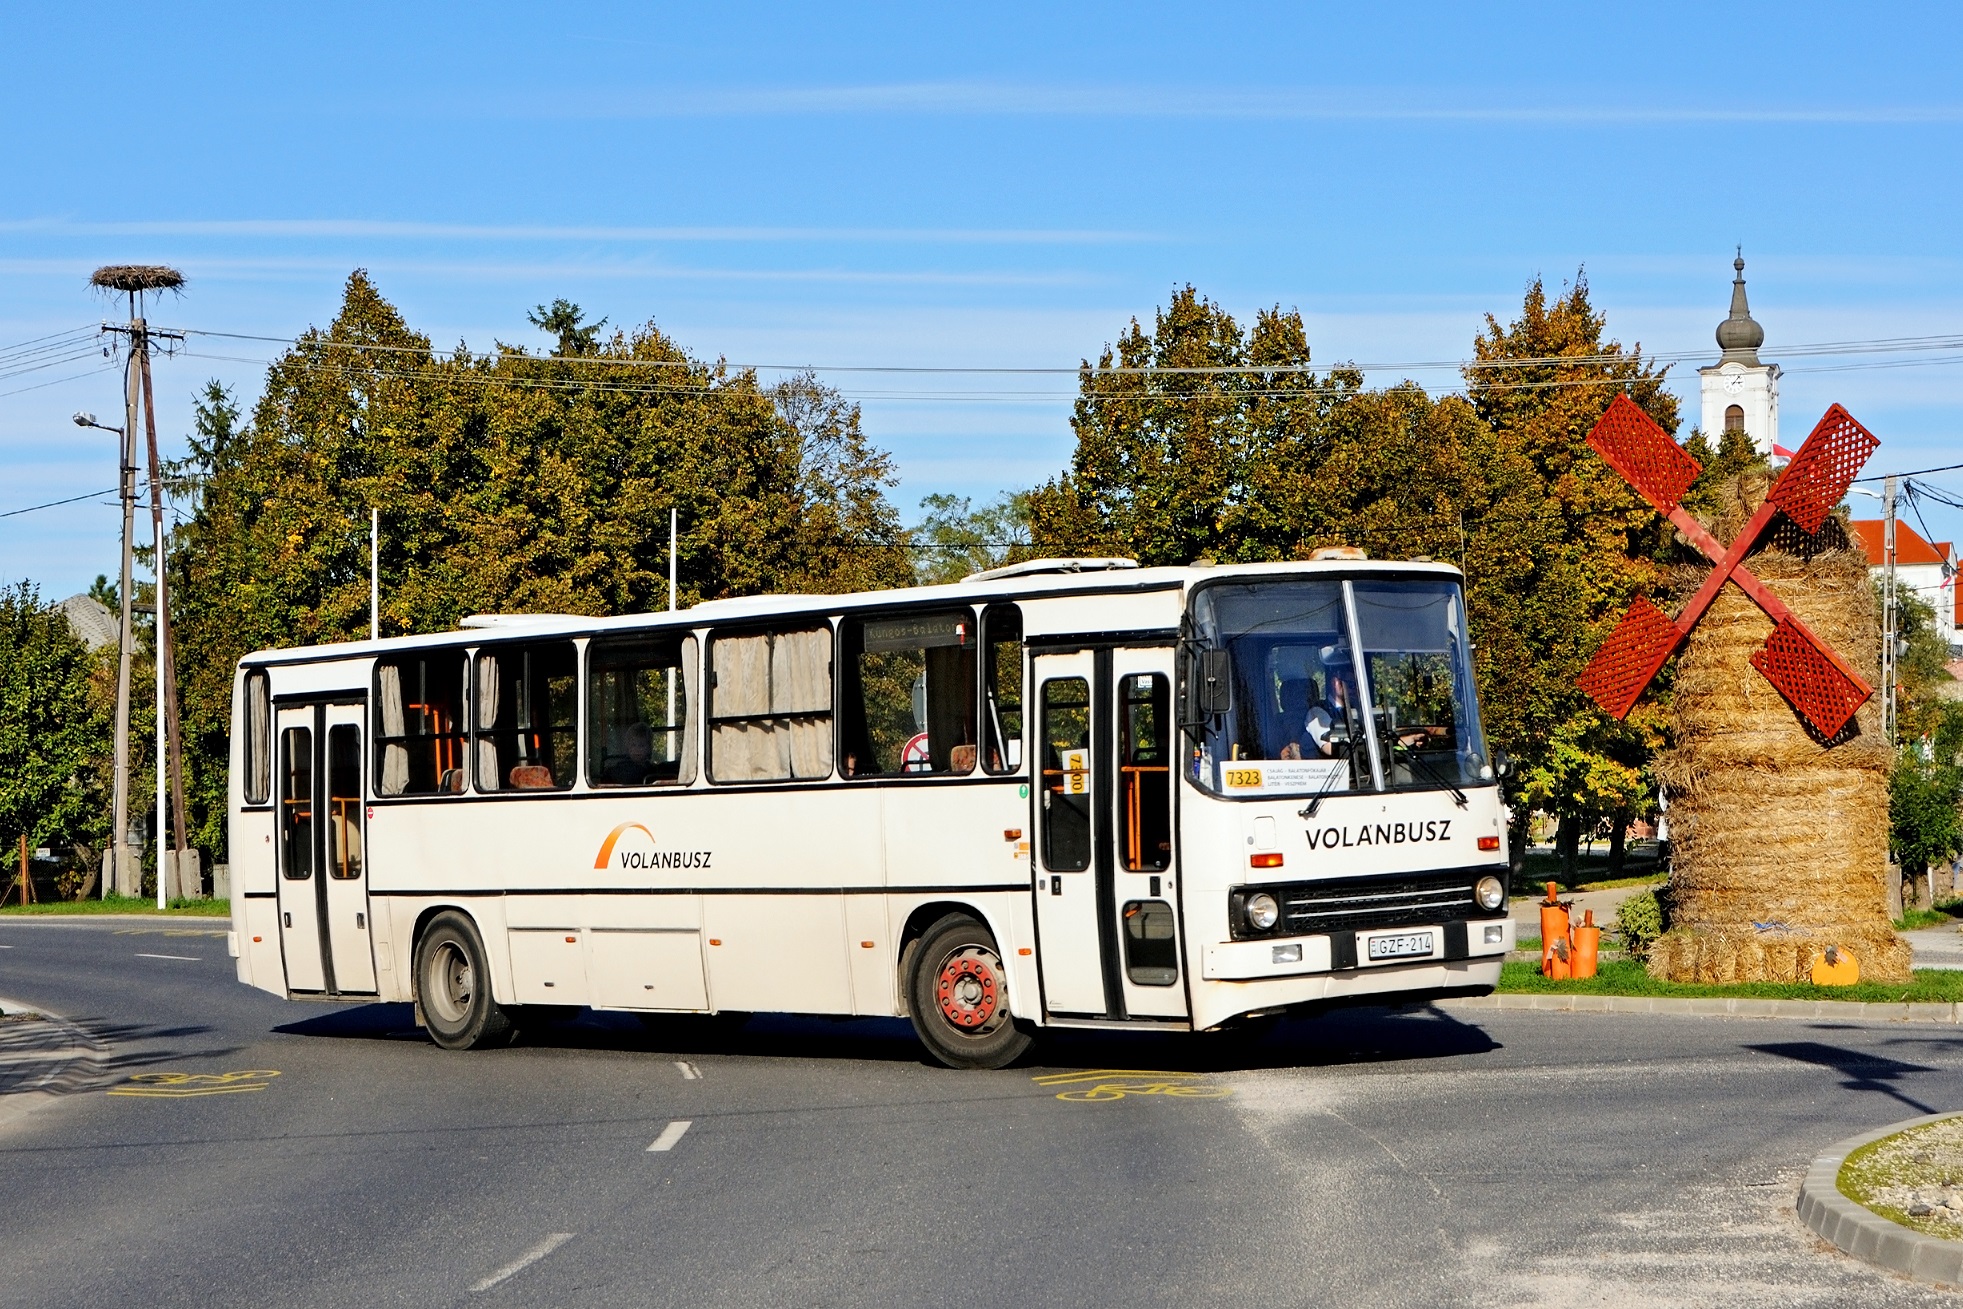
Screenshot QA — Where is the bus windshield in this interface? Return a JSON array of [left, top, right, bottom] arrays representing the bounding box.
[[1187, 576, 1489, 797]]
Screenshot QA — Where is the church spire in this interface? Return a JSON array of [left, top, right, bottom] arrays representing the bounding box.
[[1716, 248, 1765, 365]]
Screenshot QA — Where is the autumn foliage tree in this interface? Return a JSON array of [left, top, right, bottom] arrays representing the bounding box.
[[171, 272, 907, 857]]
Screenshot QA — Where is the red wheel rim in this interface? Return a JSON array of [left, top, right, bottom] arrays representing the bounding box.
[[935, 948, 1001, 1031]]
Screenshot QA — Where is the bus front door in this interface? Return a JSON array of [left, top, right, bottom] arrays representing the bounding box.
[[1031, 647, 1188, 1021], [274, 701, 377, 996]]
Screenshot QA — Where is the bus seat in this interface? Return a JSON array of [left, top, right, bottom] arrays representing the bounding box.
[[440, 768, 465, 794], [508, 764, 555, 790]]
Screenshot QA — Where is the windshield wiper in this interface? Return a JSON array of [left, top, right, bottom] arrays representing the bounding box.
[[1390, 739, 1468, 808]]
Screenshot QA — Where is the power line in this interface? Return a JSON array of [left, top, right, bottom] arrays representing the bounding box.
[[161, 322, 1963, 378], [0, 487, 120, 520]]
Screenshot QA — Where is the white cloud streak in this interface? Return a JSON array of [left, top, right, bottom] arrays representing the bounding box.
[[0, 218, 1154, 245], [519, 82, 1963, 125]]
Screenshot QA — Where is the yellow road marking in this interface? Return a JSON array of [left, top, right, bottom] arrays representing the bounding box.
[[1033, 1068, 1233, 1102], [109, 1069, 281, 1098]]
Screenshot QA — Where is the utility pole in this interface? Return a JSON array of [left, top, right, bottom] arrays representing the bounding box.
[[370, 508, 380, 641], [89, 265, 185, 898], [1883, 475, 1899, 743]]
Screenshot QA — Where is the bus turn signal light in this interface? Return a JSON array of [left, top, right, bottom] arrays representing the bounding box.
[[1250, 852, 1284, 868], [1477, 836, 1500, 851]]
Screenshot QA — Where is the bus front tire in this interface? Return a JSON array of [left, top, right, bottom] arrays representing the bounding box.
[[415, 912, 516, 1051], [906, 915, 1032, 1070]]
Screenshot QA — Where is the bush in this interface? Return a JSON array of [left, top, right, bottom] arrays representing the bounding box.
[[1617, 889, 1666, 960]]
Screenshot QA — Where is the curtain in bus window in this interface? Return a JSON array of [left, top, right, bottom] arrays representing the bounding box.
[[244, 671, 272, 804], [774, 627, 833, 778], [376, 663, 409, 796], [678, 636, 699, 786], [475, 652, 501, 791], [710, 628, 832, 782], [842, 611, 977, 777]]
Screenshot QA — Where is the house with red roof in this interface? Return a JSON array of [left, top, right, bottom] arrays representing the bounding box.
[[1849, 519, 1958, 654]]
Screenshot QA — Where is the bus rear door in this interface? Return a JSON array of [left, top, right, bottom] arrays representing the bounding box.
[[1030, 647, 1187, 1021]]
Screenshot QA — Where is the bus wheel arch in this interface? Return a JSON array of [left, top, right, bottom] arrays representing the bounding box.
[[903, 910, 1034, 1070], [412, 908, 517, 1051]]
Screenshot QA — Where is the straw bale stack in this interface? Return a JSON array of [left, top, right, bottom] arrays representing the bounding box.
[[1648, 471, 1910, 983]]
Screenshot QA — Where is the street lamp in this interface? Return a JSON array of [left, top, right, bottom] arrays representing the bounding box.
[[73, 412, 124, 436]]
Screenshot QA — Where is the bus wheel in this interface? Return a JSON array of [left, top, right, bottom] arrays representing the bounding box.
[[415, 912, 515, 1051], [907, 915, 1032, 1070]]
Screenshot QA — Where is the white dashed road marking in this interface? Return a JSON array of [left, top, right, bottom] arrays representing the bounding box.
[[134, 953, 200, 961], [646, 1119, 692, 1152], [674, 1060, 700, 1080], [472, 1232, 574, 1293]]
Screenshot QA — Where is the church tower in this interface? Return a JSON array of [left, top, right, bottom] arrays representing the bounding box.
[[1698, 251, 1780, 457]]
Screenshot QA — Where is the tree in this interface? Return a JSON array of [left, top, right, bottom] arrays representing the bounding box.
[[0, 583, 112, 886], [1465, 273, 1681, 875], [170, 272, 909, 859], [912, 492, 1031, 585], [527, 299, 607, 357]]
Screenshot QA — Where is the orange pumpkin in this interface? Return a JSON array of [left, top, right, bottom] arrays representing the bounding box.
[[1810, 945, 1860, 987]]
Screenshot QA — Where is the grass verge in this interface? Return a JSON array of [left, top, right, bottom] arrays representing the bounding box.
[[0, 895, 229, 918], [1497, 957, 1963, 1005], [1839, 1116, 1963, 1239], [1895, 901, 1963, 932]]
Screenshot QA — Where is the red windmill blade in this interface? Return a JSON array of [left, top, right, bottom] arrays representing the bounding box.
[[1765, 403, 1879, 535], [1575, 397, 1876, 738]]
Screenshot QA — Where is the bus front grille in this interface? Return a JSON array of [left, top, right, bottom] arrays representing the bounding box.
[[1275, 872, 1485, 936]]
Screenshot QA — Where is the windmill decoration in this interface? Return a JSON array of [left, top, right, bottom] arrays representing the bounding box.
[[1576, 394, 1879, 738]]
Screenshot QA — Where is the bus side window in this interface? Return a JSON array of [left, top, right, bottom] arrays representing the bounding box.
[[981, 606, 1022, 774], [1040, 677, 1092, 871], [839, 610, 977, 778], [588, 634, 698, 788], [474, 642, 579, 792], [1119, 673, 1171, 871], [280, 725, 313, 878], [374, 652, 469, 796], [708, 626, 833, 783], [243, 669, 271, 805]]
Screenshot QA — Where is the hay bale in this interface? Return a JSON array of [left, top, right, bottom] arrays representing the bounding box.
[[1648, 473, 1910, 984]]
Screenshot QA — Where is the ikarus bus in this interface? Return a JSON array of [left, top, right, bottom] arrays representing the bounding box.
[[227, 556, 1514, 1068]]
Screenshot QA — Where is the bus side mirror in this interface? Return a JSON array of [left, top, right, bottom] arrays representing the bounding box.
[[1198, 649, 1231, 716], [1178, 647, 1232, 730], [1493, 749, 1514, 780]]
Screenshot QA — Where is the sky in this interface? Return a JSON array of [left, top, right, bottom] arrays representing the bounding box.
[[3, 2, 1961, 603]]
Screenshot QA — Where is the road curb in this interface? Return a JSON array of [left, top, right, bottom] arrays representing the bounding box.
[[1441, 993, 1962, 1023], [1796, 1112, 1963, 1287], [0, 996, 104, 1132]]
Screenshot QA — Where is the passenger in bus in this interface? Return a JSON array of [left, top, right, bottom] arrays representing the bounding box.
[[603, 722, 655, 785]]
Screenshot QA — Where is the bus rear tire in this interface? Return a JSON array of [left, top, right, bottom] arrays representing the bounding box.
[[906, 915, 1032, 1070], [415, 912, 516, 1051]]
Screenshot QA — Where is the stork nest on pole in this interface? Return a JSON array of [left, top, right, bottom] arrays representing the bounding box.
[[89, 265, 185, 294]]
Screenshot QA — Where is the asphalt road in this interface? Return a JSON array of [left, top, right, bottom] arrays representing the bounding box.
[[1, 918, 1959, 1308]]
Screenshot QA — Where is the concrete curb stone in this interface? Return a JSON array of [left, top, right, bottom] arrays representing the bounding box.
[[1441, 993, 1962, 1023], [1795, 1112, 1963, 1288]]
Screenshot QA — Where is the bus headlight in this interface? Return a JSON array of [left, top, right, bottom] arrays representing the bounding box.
[[1245, 892, 1280, 932], [1475, 875, 1505, 912]]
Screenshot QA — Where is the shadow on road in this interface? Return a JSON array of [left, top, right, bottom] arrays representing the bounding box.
[[268, 998, 1500, 1075], [1747, 1038, 1950, 1115]]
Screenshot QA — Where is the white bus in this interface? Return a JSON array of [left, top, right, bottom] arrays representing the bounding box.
[[227, 557, 1514, 1068]]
